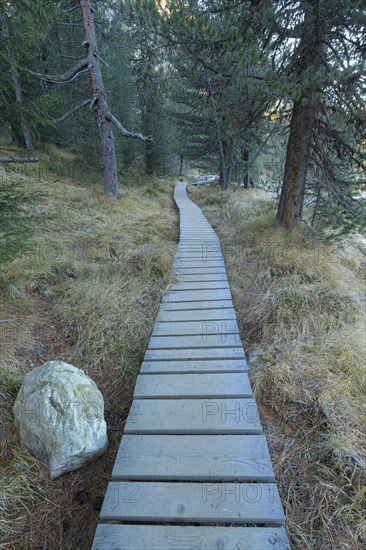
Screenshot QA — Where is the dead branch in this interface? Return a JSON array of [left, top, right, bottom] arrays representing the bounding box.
[[25, 58, 88, 84], [57, 98, 93, 122], [108, 113, 152, 141], [0, 157, 38, 163]]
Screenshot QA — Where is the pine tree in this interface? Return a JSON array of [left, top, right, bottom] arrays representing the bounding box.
[[273, 0, 366, 231]]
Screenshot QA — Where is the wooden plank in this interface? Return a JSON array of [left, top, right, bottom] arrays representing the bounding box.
[[173, 261, 225, 268], [176, 246, 221, 251], [124, 398, 262, 434], [152, 319, 239, 336], [173, 268, 227, 275], [144, 347, 245, 361], [173, 273, 228, 282], [148, 334, 241, 349], [180, 235, 217, 240], [112, 434, 273, 481], [163, 289, 232, 302], [134, 373, 252, 399], [175, 257, 224, 263], [156, 308, 237, 322], [169, 282, 229, 290], [100, 481, 285, 525], [176, 256, 223, 261], [140, 359, 248, 374], [160, 300, 233, 311], [176, 252, 222, 257], [93, 525, 290, 550]]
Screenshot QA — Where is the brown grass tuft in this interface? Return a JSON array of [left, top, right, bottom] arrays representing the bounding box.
[[0, 151, 178, 548], [191, 184, 366, 550]]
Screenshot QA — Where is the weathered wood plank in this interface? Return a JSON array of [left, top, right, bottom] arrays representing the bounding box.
[[134, 373, 252, 399], [148, 334, 241, 349], [169, 281, 230, 290], [156, 308, 237, 322], [160, 300, 234, 311], [100, 481, 285, 525], [112, 434, 273, 481], [163, 289, 232, 302], [175, 256, 223, 261], [174, 261, 225, 269], [173, 273, 228, 282], [140, 358, 248, 374], [177, 246, 221, 254], [175, 255, 223, 260], [144, 347, 245, 361], [174, 268, 227, 273], [152, 319, 239, 336], [93, 525, 290, 550], [124, 398, 262, 434]]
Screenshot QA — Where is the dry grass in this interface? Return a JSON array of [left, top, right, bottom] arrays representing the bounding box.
[[190, 184, 366, 550], [0, 146, 178, 549]]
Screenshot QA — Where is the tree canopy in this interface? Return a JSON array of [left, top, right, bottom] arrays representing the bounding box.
[[0, 0, 364, 233]]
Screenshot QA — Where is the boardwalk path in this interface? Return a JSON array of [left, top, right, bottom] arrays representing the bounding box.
[[92, 183, 289, 549]]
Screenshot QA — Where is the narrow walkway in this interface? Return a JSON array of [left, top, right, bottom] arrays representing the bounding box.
[[92, 183, 289, 549]]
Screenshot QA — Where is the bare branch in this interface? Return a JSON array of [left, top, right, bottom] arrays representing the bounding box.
[[96, 51, 111, 69], [57, 98, 93, 123], [0, 156, 38, 163], [108, 113, 152, 141], [25, 58, 88, 84]]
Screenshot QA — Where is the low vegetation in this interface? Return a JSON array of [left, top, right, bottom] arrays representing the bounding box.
[[190, 185, 366, 550], [0, 146, 178, 549]]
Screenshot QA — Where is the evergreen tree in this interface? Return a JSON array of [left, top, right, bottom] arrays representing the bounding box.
[[272, 0, 366, 230]]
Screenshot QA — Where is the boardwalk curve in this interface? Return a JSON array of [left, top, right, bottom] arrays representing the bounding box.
[[92, 182, 289, 550]]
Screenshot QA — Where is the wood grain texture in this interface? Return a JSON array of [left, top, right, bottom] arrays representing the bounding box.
[[93, 525, 290, 550], [100, 481, 285, 524], [156, 308, 237, 322], [152, 319, 239, 336], [112, 434, 273, 481], [148, 333, 242, 349], [133, 372, 252, 398], [140, 358, 248, 374], [124, 398, 262, 434]]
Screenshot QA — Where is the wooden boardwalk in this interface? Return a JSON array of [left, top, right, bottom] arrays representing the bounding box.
[[92, 183, 289, 549]]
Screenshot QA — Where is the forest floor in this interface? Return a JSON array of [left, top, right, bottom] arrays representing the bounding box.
[[0, 145, 178, 549], [1, 157, 365, 549], [190, 184, 366, 550]]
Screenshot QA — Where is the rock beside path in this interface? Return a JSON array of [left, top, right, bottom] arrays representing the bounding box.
[[13, 360, 108, 479]]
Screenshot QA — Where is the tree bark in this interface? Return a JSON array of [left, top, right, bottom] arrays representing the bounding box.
[[206, 76, 233, 190], [1, 14, 34, 150], [145, 139, 154, 175], [276, 99, 316, 229], [276, 0, 323, 230], [219, 139, 233, 190], [80, 0, 118, 198], [242, 149, 250, 189], [139, 39, 155, 176]]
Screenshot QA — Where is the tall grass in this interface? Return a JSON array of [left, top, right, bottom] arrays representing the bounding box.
[[0, 146, 177, 548], [191, 185, 366, 549]]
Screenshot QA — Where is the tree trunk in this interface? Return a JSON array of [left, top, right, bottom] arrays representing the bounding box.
[[140, 41, 155, 176], [179, 155, 183, 176], [1, 14, 34, 150], [145, 139, 154, 175], [219, 139, 233, 190], [276, 0, 323, 230], [242, 149, 250, 189], [207, 76, 232, 190], [80, 0, 118, 198], [276, 99, 316, 229]]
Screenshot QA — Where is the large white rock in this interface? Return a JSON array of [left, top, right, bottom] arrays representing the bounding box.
[[13, 361, 108, 479]]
